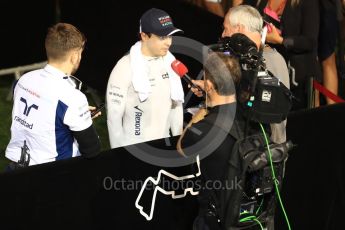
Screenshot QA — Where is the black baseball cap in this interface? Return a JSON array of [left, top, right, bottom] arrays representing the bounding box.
[[139, 8, 183, 36]]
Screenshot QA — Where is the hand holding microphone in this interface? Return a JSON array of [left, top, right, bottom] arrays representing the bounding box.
[[189, 80, 204, 98], [171, 60, 205, 97]]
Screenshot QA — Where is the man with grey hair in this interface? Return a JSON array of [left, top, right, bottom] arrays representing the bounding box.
[[222, 5, 289, 88], [193, 5, 289, 143], [222, 4, 263, 46], [222, 4, 290, 144]]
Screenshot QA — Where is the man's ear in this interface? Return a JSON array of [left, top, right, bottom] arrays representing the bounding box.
[[70, 50, 80, 66], [237, 24, 245, 33], [140, 32, 149, 41], [205, 79, 214, 92]]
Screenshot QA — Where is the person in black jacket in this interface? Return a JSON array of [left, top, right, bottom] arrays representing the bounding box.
[[177, 52, 243, 230]]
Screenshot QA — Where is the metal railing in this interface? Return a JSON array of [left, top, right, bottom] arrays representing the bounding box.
[[0, 61, 47, 100]]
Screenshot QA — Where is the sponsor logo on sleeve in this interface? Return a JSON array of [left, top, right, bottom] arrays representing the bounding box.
[[78, 102, 90, 119], [17, 83, 41, 98], [109, 91, 124, 105], [109, 84, 120, 90], [109, 91, 124, 98], [111, 99, 121, 105], [149, 78, 156, 87], [79, 110, 90, 118]]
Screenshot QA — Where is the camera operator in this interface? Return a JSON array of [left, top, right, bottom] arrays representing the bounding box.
[[194, 5, 290, 144], [5, 23, 101, 170]]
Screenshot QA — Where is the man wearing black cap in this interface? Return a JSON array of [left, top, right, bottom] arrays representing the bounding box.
[[106, 8, 185, 148]]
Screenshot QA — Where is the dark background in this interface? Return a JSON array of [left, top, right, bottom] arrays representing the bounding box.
[[1, 1, 345, 229], [0, 0, 223, 95]]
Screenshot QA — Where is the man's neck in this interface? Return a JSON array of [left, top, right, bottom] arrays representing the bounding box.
[[208, 94, 236, 107], [48, 62, 72, 75], [141, 43, 155, 57]]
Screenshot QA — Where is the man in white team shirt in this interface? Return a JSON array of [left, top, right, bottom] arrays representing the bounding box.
[[106, 8, 185, 148], [5, 23, 101, 169]]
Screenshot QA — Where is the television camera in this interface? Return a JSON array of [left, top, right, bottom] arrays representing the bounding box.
[[210, 33, 293, 124]]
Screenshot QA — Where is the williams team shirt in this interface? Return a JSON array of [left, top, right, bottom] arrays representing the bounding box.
[[5, 65, 92, 165]]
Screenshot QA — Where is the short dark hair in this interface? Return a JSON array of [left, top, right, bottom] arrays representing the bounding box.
[[45, 23, 86, 61], [204, 52, 241, 96], [138, 32, 152, 40]]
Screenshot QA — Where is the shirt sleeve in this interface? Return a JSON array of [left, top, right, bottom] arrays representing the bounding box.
[[63, 91, 92, 132], [106, 56, 131, 148]]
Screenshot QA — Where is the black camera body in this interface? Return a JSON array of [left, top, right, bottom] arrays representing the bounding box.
[[211, 33, 292, 123]]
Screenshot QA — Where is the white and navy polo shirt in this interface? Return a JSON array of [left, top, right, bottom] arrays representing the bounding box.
[[5, 64, 92, 165]]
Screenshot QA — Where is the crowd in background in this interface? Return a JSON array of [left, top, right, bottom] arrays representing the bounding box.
[[187, 0, 345, 110]]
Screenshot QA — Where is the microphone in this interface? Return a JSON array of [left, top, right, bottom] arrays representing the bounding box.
[[171, 60, 205, 95]]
